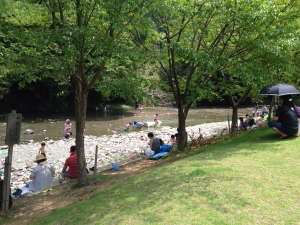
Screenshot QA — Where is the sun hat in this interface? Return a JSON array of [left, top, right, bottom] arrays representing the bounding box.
[[66, 119, 70, 122], [34, 154, 47, 162]]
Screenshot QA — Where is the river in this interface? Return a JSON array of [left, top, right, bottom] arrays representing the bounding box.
[[0, 106, 256, 145]]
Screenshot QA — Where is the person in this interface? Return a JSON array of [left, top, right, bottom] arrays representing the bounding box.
[[154, 114, 159, 127], [167, 135, 175, 146], [0, 171, 2, 181], [95, 106, 99, 112], [38, 142, 46, 157], [64, 119, 72, 134], [64, 132, 72, 141], [139, 104, 143, 113], [245, 114, 250, 123], [248, 115, 256, 128], [238, 117, 248, 131], [262, 104, 269, 116], [255, 102, 259, 110], [174, 133, 178, 143], [125, 123, 131, 132], [268, 95, 299, 140], [256, 115, 264, 127], [134, 121, 143, 132], [61, 146, 78, 179], [26, 154, 55, 193], [145, 132, 161, 157], [256, 110, 259, 117], [135, 102, 139, 110]]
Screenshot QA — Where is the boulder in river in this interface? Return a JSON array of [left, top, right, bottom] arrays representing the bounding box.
[[25, 129, 34, 134]]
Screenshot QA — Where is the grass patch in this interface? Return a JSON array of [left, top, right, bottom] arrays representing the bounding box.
[[11, 128, 300, 224]]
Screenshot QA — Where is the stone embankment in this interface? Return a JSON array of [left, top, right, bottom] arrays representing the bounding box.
[[0, 121, 229, 190]]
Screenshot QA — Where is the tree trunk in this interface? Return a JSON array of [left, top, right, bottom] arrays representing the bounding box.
[[74, 94, 88, 185], [177, 108, 187, 151], [71, 73, 88, 185], [231, 104, 238, 132]]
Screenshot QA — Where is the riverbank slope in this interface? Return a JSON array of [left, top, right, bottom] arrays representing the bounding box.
[[2, 127, 299, 224]]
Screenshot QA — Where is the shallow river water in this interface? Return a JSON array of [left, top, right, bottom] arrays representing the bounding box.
[[0, 107, 255, 145]]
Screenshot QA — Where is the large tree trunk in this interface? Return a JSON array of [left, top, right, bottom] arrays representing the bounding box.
[[71, 73, 88, 185], [231, 104, 238, 132], [177, 108, 187, 151]]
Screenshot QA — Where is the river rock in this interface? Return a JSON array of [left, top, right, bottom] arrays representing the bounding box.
[[25, 129, 34, 134]]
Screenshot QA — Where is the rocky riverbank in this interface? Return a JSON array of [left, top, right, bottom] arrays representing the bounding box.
[[0, 121, 229, 191]]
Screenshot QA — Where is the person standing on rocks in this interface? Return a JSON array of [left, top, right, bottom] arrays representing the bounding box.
[[61, 146, 78, 180], [38, 142, 47, 157], [64, 119, 72, 134], [154, 114, 159, 128], [26, 154, 55, 193]]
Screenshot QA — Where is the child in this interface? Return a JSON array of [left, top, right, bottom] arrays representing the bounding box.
[[256, 110, 259, 117], [139, 105, 143, 113], [64, 132, 72, 141], [0, 171, 2, 181], [154, 114, 159, 127], [38, 142, 47, 157], [174, 133, 178, 143], [167, 135, 175, 146], [125, 123, 131, 132], [64, 119, 72, 133]]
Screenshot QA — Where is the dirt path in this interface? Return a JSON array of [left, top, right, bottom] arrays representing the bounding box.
[[1, 158, 157, 225]]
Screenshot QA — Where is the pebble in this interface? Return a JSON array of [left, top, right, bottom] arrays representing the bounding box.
[[0, 121, 230, 191]]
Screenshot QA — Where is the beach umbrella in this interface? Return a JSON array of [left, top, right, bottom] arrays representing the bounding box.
[[258, 83, 300, 96]]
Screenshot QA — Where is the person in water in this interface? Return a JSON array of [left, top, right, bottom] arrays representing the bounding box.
[[64, 119, 72, 134], [268, 95, 300, 140]]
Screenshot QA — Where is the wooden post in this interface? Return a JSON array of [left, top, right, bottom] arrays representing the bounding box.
[[93, 145, 98, 181], [1, 110, 21, 212]]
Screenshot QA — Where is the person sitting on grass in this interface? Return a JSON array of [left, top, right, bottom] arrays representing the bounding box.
[[145, 132, 161, 157], [26, 154, 55, 193], [238, 117, 248, 131], [61, 146, 78, 180], [268, 95, 300, 140], [167, 135, 176, 146]]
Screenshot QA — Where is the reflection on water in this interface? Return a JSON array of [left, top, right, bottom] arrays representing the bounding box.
[[0, 107, 255, 145]]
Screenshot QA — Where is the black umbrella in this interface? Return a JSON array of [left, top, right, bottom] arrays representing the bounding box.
[[259, 83, 300, 96]]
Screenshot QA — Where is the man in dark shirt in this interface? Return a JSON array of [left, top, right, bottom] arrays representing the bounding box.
[[268, 95, 299, 139]]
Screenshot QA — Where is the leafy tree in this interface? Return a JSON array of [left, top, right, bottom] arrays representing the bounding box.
[[132, 0, 300, 149], [0, 0, 148, 185]]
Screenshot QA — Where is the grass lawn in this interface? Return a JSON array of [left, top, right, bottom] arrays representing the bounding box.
[[15, 128, 300, 224]]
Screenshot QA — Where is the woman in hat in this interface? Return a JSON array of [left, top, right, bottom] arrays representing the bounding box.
[[64, 119, 72, 134], [26, 154, 55, 193]]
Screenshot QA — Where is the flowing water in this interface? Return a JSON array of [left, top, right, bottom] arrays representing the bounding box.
[[0, 106, 255, 145]]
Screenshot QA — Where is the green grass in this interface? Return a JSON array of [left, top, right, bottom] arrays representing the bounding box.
[[19, 128, 300, 223]]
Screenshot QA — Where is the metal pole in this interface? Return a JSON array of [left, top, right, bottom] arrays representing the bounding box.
[[93, 145, 98, 181], [2, 145, 13, 212]]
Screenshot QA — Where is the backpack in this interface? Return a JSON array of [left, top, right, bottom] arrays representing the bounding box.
[[160, 145, 172, 152]]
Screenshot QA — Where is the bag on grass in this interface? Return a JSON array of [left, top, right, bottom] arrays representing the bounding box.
[[112, 163, 119, 171], [160, 145, 172, 152]]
